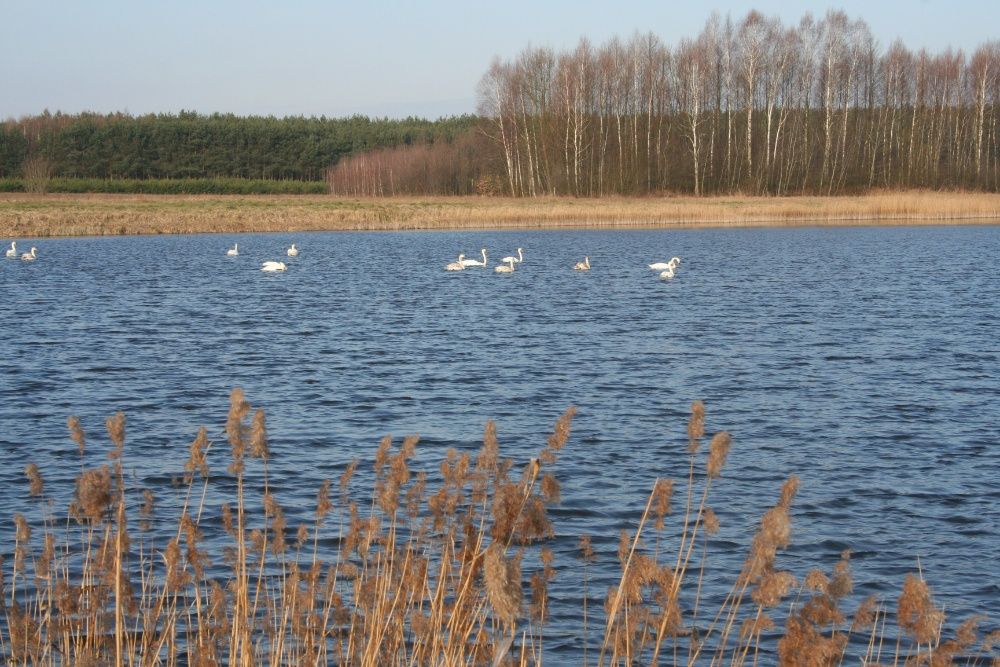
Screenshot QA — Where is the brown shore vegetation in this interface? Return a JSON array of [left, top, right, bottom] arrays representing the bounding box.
[[2, 392, 996, 665], [1, 190, 999, 238]]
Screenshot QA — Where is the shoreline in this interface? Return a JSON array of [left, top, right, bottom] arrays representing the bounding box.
[[2, 191, 999, 237]]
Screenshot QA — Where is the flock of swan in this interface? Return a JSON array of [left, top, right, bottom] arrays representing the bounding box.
[[6, 239, 682, 280], [446, 247, 523, 273], [6, 239, 296, 269], [443, 247, 681, 279], [6, 241, 37, 262], [222, 242, 299, 272]]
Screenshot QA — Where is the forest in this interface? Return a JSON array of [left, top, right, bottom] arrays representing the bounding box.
[[3, 10, 1000, 197], [0, 112, 476, 183], [333, 11, 1000, 196]]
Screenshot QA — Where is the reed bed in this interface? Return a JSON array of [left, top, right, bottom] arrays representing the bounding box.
[[2, 191, 1000, 238], [2, 392, 996, 665]]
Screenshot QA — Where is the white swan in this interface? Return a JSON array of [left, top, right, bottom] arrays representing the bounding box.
[[659, 266, 675, 280], [287, 244, 298, 257], [21, 247, 38, 262], [445, 254, 466, 271], [494, 258, 516, 273], [5, 241, 15, 258], [261, 261, 286, 272], [573, 256, 591, 271], [501, 247, 524, 264], [650, 256, 682, 270], [227, 243, 239, 256], [461, 248, 488, 267]]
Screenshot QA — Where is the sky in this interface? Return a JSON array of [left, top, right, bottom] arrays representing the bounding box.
[[1, 0, 997, 121]]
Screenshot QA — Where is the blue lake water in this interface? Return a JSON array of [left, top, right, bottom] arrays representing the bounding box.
[[1, 224, 999, 659]]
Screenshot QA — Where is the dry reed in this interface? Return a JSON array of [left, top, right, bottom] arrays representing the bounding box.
[[2, 190, 1000, 237], [0, 392, 995, 666]]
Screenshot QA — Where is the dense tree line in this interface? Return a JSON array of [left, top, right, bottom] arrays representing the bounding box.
[[6, 10, 999, 197], [0, 111, 477, 181], [325, 131, 500, 196], [476, 11, 1000, 196], [0, 176, 327, 195]]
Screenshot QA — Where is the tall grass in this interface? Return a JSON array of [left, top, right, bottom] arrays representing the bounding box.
[[2, 191, 1000, 238], [2, 392, 996, 665]]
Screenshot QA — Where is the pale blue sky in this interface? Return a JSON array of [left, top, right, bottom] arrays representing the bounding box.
[[1, 0, 995, 120]]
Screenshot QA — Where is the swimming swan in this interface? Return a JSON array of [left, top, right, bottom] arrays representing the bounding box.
[[461, 248, 488, 267], [21, 247, 38, 262], [261, 261, 287, 272], [227, 243, 239, 256], [649, 256, 681, 270], [445, 254, 466, 271], [573, 256, 591, 271], [501, 248, 524, 264], [659, 266, 675, 279], [5, 241, 15, 258], [494, 258, 516, 273], [287, 244, 298, 257]]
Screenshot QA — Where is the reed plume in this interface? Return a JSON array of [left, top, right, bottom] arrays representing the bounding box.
[[687, 399, 705, 452], [185, 425, 210, 479], [1, 392, 994, 666], [105, 411, 126, 459], [24, 464, 44, 497], [73, 465, 113, 522], [706, 430, 732, 478], [898, 572, 945, 647], [250, 408, 268, 459], [315, 479, 332, 520], [67, 415, 86, 455], [484, 543, 522, 630]]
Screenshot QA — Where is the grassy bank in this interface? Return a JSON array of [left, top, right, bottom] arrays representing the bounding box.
[[2, 392, 995, 665], [1, 191, 999, 237]]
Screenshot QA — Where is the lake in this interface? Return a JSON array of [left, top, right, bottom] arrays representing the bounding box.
[[1, 224, 998, 661]]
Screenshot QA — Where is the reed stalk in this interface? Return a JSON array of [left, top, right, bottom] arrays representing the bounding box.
[[1, 392, 994, 665], [2, 191, 1000, 237]]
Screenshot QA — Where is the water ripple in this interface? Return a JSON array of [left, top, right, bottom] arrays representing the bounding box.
[[1, 224, 999, 659]]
